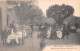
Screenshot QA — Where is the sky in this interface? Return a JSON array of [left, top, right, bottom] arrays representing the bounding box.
[[37, 0, 80, 17]]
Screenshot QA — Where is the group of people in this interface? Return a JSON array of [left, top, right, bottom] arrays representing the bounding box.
[[39, 21, 79, 40], [1, 20, 78, 45], [1, 21, 32, 45], [1, 20, 35, 45], [38, 23, 70, 40], [1, 21, 19, 45]]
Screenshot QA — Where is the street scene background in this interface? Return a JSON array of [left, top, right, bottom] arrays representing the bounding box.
[[0, 0, 80, 51]]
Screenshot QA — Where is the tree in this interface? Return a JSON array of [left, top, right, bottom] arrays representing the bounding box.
[[14, 1, 44, 25], [46, 4, 74, 25]]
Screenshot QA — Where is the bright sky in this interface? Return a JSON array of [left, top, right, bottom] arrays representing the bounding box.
[[37, 0, 80, 17]]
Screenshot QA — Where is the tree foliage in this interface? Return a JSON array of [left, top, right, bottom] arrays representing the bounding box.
[[46, 4, 74, 25], [14, 1, 44, 25]]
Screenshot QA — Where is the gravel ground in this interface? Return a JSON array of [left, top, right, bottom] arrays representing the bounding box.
[[0, 31, 80, 51]]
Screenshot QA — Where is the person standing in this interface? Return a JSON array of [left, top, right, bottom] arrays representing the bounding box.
[[9, 21, 16, 33], [30, 24, 33, 31], [1, 26, 9, 45]]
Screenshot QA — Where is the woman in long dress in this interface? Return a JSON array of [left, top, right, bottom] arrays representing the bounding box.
[[49, 24, 58, 40]]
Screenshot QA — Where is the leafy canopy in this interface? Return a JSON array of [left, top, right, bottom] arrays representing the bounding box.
[[46, 4, 74, 25]]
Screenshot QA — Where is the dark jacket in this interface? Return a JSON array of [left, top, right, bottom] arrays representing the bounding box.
[[1, 30, 9, 40]]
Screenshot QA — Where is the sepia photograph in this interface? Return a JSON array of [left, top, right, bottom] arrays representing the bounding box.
[[0, 0, 80, 51]]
